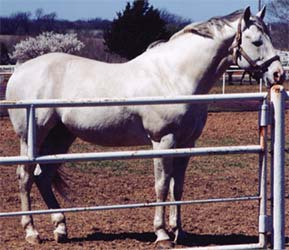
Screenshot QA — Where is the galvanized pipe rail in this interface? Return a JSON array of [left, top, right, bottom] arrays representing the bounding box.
[[0, 196, 260, 218], [0, 92, 267, 108], [0, 90, 286, 249], [0, 145, 262, 165]]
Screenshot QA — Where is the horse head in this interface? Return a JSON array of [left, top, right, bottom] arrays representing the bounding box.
[[231, 6, 285, 87]]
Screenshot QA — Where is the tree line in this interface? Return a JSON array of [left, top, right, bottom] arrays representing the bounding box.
[[0, 1, 189, 64], [0, 9, 111, 36], [0, 0, 288, 65]]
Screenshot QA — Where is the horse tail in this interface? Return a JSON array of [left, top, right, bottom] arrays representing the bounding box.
[[52, 167, 71, 201]]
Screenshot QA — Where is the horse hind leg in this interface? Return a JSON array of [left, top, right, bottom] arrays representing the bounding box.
[[17, 138, 40, 244], [34, 164, 68, 243], [34, 122, 75, 243]]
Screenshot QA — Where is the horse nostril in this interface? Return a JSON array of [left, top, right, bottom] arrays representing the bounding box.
[[273, 71, 281, 83]]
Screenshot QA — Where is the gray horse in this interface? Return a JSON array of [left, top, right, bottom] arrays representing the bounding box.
[[6, 6, 284, 248]]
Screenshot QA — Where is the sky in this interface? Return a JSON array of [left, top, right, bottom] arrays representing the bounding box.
[[0, 0, 263, 22]]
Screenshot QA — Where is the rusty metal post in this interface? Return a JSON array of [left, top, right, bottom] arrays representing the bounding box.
[[270, 85, 285, 250], [269, 99, 275, 247]]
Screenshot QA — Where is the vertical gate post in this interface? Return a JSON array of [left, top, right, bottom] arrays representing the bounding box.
[[222, 72, 226, 94], [27, 105, 36, 159], [258, 99, 269, 247], [270, 85, 286, 250]]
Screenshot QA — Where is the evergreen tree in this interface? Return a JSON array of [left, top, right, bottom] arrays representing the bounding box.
[[104, 0, 168, 59], [0, 43, 11, 64]]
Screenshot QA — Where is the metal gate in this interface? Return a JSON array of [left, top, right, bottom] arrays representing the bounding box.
[[0, 86, 287, 249]]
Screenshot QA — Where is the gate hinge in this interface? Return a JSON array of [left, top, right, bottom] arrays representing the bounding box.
[[259, 215, 272, 233], [259, 102, 271, 127]]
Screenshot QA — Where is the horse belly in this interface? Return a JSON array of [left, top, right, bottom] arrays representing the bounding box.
[[73, 128, 150, 147], [59, 108, 150, 147]]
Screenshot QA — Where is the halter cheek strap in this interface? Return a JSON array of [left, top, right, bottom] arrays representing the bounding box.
[[229, 16, 280, 75]]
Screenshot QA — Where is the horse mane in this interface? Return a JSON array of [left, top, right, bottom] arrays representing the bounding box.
[[170, 9, 244, 40], [147, 8, 269, 51], [146, 39, 167, 50]]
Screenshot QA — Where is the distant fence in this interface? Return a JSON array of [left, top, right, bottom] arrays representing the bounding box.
[[0, 65, 15, 75], [222, 66, 289, 93]]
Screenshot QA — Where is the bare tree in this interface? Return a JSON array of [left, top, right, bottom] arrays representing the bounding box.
[[267, 0, 289, 22], [160, 9, 191, 35]]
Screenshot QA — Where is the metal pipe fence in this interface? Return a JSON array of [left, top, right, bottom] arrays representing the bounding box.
[[221, 66, 289, 94], [0, 89, 287, 250], [270, 87, 288, 250]]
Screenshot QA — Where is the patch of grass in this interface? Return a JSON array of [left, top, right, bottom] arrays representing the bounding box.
[[197, 137, 239, 147], [66, 158, 153, 176], [188, 157, 224, 174], [66, 160, 126, 174], [226, 161, 247, 169], [188, 154, 258, 176]]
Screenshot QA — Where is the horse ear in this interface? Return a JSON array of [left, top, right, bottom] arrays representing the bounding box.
[[256, 6, 266, 20], [243, 6, 251, 25]]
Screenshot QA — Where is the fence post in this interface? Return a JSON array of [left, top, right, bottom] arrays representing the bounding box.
[[222, 72, 226, 94], [27, 105, 36, 159], [270, 85, 285, 250], [258, 100, 269, 247]]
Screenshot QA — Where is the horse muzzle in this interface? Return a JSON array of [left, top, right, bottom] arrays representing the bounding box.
[[250, 57, 285, 88], [273, 69, 286, 84], [262, 63, 286, 88]]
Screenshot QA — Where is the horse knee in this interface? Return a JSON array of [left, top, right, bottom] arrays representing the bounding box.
[[159, 134, 175, 149], [21, 215, 33, 229], [17, 165, 34, 185]]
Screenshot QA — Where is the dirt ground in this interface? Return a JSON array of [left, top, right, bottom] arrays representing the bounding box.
[[1, 106, 289, 249]]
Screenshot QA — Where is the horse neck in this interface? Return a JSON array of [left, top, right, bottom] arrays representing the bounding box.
[[145, 27, 237, 95]]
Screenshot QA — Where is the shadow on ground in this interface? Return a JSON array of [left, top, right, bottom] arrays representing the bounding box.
[[66, 231, 261, 247]]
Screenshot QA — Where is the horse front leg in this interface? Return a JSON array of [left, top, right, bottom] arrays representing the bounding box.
[[169, 156, 190, 243], [152, 134, 175, 248]]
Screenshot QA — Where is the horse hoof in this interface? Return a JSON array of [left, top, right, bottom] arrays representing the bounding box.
[[173, 230, 188, 244], [54, 232, 68, 243], [25, 234, 41, 244], [155, 240, 175, 249]]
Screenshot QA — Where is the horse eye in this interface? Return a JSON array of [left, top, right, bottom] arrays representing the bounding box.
[[252, 40, 263, 47]]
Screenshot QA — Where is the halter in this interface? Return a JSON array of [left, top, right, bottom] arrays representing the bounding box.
[[230, 16, 280, 78]]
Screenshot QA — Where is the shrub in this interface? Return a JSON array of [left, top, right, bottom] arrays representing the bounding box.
[[10, 31, 84, 63]]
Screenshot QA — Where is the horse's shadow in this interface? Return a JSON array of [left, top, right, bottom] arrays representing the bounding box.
[[69, 231, 155, 243], [67, 231, 262, 247]]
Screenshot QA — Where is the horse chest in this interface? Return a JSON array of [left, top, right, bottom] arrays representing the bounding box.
[[138, 104, 208, 143]]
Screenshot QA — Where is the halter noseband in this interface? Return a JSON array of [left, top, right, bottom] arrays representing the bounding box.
[[230, 16, 280, 77]]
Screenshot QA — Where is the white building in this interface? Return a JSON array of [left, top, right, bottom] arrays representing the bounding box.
[[276, 50, 289, 66]]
